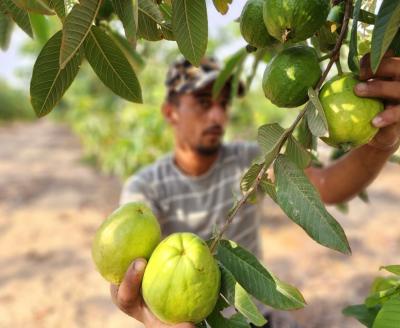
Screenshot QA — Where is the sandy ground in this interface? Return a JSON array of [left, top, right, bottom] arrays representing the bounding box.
[[0, 120, 399, 328]]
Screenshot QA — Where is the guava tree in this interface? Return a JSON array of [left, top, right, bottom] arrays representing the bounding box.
[[1, 0, 399, 327]]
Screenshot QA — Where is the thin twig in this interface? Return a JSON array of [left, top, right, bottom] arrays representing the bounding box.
[[209, 0, 353, 254]]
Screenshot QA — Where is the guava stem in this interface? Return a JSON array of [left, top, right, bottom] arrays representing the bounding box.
[[316, 0, 352, 89], [335, 60, 343, 75], [282, 29, 291, 42], [318, 53, 332, 62]]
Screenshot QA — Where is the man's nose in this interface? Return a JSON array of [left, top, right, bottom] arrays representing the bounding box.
[[208, 103, 227, 124]]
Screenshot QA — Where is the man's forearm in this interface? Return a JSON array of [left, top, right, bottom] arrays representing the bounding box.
[[306, 143, 397, 205]]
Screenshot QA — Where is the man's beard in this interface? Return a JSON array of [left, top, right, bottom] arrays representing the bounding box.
[[195, 143, 221, 156]]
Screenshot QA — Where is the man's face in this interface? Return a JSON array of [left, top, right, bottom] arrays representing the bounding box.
[[167, 84, 230, 156]]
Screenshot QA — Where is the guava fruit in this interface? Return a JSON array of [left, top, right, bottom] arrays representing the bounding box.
[[142, 232, 220, 324], [312, 24, 338, 53], [319, 73, 384, 148], [91, 202, 161, 284], [263, 0, 331, 43], [262, 45, 322, 108], [240, 0, 276, 49]]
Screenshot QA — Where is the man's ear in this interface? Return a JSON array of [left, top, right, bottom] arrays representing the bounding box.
[[162, 102, 179, 125]]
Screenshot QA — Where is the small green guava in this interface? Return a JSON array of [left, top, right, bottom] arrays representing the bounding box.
[[142, 232, 221, 324], [240, 0, 276, 49], [91, 202, 161, 284], [319, 73, 384, 148], [262, 45, 322, 108], [263, 0, 330, 43]]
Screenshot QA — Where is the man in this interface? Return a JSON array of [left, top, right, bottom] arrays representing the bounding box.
[[111, 54, 400, 328]]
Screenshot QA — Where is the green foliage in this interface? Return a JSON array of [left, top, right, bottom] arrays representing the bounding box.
[[274, 154, 351, 254], [0, 80, 34, 122], [30, 31, 82, 117], [216, 240, 306, 310], [343, 266, 400, 327], [172, 0, 208, 66]]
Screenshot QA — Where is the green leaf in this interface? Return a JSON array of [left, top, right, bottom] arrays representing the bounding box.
[[371, 1, 400, 73], [358, 190, 369, 203], [371, 277, 400, 297], [359, 9, 376, 25], [206, 295, 250, 328], [335, 202, 349, 214], [389, 30, 400, 56], [137, 0, 163, 41], [172, 0, 208, 66], [112, 0, 137, 45], [158, 3, 174, 40], [305, 101, 328, 137], [30, 30, 82, 117], [274, 155, 351, 254], [212, 0, 232, 14], [12, 0, 54, 15], [207, 311, 250, 328], [259, 178, 277, 203], [296, 117, 313, 150], [343, 304, 381, 327], [381, 265, 400, 276], [0, 11, 13, 50], [257, 123, 285, 163], [285, 136, 311, 169], [220, 264, 267, 326], [29, 12, 49, 44], [47, 0, 65, 19], [212, 48, 247, 99], [308, 87, 328, 130], [348, 0, 362, 73], [216, 240, 306, 310], [106, 29, 145, 72], [60, 0, 102, 68], [365, 286, 399, 308], [84, 26, 142, 103], [373, 296, 400, 328], [240, 163, 262, 193], [0, 0, 32, 37]]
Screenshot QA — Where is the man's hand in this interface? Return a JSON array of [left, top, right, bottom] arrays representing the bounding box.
[[110, 259, 194, 328], [354, 52, 400, 151]]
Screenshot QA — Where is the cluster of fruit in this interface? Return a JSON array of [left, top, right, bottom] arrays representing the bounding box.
[[91, 202, 220, 324], [240, 0, 383, 148]]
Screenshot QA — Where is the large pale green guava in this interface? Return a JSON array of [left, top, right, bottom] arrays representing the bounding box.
[[142, 232, 221, 324], [91, 202, 161, 284], [263, 0, 330, 43], [240, 0, 276, 49], [262, 45, 322, 108], [319, 73, 384, 148]]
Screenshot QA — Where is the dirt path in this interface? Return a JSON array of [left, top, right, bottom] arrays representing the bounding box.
[[0, 120, 399, 328]]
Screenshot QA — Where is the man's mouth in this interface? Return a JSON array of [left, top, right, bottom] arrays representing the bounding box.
[[203, 126, 224, 136]]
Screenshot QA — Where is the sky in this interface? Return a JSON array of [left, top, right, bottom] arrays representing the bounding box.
[[0, 1, 244, 88]]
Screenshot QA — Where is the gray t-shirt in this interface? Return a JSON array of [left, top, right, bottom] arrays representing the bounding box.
[[120, 142, 262, 256]]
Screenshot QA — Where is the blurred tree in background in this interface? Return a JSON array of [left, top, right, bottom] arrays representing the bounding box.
[[2, 14, 295, 179]]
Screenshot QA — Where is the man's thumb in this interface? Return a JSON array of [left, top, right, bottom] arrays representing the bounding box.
[[117, 259, 147, 307]]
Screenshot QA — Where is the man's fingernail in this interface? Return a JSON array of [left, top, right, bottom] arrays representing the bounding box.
[[355, 83, 368, 93], [133, 260, 146, 272], [372, 116, 385, 127]]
